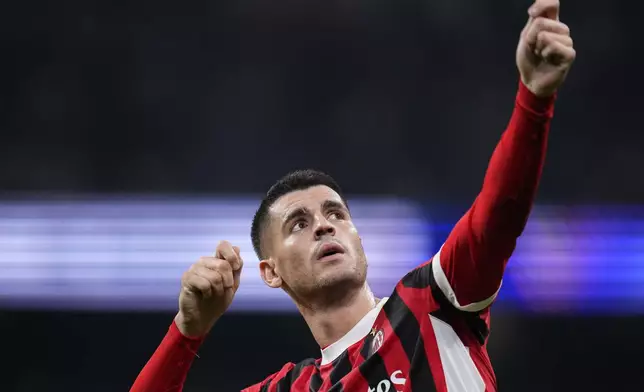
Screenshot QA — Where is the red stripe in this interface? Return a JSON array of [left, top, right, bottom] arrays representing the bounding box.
[[395, 281, 447, 392], [317, 374, 332, 391], [265, 363, 295, 392], [292, 365, 317, 391]]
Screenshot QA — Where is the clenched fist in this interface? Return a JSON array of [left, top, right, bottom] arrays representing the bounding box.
[[517, 0, 576, 97], [174, 241, 243, 337]]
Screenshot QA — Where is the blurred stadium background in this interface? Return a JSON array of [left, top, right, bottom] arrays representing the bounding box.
[[1, 0, 642, 391]]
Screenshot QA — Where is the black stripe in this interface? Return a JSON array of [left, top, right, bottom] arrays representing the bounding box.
[[327, 383, 344, 392], [274, 359, 316, 392], [358, 352, 391, 391], [402, 262, 489, 344], [327, 381, 345, 392], [426, 263, 489, 345], [358, 328, 390, 385], [408, 338, 437, 392], [360, 330, 374, 360], [382, 291, 419, 362], [384, 290, 437, 392], [309, 364, 323, 392], [328, 350, 352, 390], [401, 262, 432, 289]]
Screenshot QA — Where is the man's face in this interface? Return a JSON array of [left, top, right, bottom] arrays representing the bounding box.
[[260, 185, 367, 300]]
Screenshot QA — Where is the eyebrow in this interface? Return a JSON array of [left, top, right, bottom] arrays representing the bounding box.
[[281, 200, 348, 227], [283, 207, 309, 227], [322, 200, 347, 213]]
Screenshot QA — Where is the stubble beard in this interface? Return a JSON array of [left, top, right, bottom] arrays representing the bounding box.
[[300, 251, 369, 311]]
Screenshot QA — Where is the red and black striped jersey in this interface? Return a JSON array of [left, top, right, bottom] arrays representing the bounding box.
[[243, 251, 499, 392], [130, 82, 555, 392]]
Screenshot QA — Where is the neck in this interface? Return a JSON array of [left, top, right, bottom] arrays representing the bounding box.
[[297, 283, 377, 349]]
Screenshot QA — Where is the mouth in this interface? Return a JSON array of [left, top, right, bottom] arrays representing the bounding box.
[[316, 242, 346, 261]]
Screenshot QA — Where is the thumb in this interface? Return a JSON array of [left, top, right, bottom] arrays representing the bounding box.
[[545, 7, 559, 21], [529, 0, 559, 21], [521, 16, 534, 39], [231, 246, 243, 290], [232, 246, 243, 271], [232, 265, 242, 291]]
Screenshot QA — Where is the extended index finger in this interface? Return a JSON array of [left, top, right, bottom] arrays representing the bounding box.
[[529, 0, 560, 21]]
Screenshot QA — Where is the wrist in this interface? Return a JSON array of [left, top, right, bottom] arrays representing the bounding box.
[[520, 76, 557, 99], [517, 79, 556, 116], [174, 312, 214, 339]]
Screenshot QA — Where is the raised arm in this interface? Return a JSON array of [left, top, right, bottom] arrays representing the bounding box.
[[430, 0, 575, 312], [130, 241, 243, 392]]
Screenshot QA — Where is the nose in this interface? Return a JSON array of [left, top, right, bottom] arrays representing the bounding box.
[[314, 217, 336, 239]]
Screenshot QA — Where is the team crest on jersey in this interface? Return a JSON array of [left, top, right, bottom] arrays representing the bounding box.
[[369, 328, 384, 354]]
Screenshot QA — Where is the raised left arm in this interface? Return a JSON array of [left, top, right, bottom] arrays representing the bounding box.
[[431, 0, 575, 312], [433, 81, 553, 312]]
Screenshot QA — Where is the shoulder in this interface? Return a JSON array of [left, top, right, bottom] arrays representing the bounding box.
[[241, 358, 318, 392]]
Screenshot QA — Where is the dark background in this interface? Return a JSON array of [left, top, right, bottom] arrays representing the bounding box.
[[1, 0, 642, 390]]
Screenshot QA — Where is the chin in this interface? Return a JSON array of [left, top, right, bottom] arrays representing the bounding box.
[[308, 268, 366, 306], [291, 264, 367, 306], [317, 264, 366, 290]]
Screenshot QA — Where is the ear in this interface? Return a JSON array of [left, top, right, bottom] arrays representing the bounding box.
[[259, 258, 283, 289]]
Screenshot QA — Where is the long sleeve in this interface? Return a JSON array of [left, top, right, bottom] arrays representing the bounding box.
[[130, 321, 204, 392], [430, 81, 555, 312]]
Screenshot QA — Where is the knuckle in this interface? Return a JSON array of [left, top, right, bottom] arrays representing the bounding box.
[[560, 23, 570, 34], [195, 278, 208, 290], [198, 284, 211, 297], [223, 259, 235, 271], [212, 258, 232, 272], [210, 270, 224, 285], [187, 274, 203, 288], [228, 253, 240, 266], [534, 17, 546, 29], [189, 264, 202, 276], [219, 272, 231, 285], [536, 31, 550, 45], [185, 276, 203, 291]]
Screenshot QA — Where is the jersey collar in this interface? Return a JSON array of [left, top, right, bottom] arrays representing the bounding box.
[[320, 297, 389, 365]]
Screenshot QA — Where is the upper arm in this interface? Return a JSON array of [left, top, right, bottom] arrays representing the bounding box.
[[432, 197, 521, 312]]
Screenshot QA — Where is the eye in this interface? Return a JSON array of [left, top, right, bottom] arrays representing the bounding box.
[[291, 220, 308, 233], [329, 211, 345, 220]]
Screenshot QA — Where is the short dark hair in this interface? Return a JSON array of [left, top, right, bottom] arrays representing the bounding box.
[[251, 169, 347, 260]]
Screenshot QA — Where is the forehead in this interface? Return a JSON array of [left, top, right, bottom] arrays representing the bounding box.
[[269, 185, 345, 218]]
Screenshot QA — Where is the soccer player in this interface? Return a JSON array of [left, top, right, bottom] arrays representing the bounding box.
[[131, 0, 575, 390]]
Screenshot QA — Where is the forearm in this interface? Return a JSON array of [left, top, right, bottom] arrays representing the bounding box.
[[472, 80, 554, 245], [434, 81, 555, 309], [130, 321, 204, 392]]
